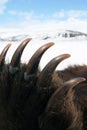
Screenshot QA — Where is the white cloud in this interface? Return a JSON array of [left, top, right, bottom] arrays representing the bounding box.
[[53, 9, 65, 18], [53, 10, 87, 20], [8, 9, 87, 25], [19, 11, 34, 20], [68, 10, 87, 19], [8, 10, 17, 15], [8, 10, 34, 19], [0, 0, 8, 14], [8, 9, 45, 21], [1, 9, 87, 34]]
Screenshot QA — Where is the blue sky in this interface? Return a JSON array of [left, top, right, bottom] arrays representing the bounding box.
[[0, 0, 87, 30]]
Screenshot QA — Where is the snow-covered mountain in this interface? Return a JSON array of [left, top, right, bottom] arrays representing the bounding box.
[[57, 30, 87, 38], [0, 30, 87, 42], [0, 33, 30, 42]]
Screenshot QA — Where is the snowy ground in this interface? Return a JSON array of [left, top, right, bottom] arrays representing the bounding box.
[[0, 26, 87, 69], [0, 30, 87, 71]]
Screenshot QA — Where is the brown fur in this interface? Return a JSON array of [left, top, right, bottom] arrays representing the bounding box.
[[58, 65, 87, 81], [0, 40, 87, 130]]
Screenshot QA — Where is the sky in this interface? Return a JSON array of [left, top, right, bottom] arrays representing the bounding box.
[[0, 0, 87, 32]]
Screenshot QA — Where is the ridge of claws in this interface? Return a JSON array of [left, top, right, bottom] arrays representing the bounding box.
[[0, 38, 87, 130]]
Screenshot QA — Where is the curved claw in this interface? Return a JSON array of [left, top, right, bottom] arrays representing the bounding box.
[[9, 38, 32, 74], [46, 77, 86, 111], [0, 44, 11, 68], [10, 38, 32, 67], [24, 42, 54, 80], [37, 54, 70, 88], [63, 77, 86, 88]]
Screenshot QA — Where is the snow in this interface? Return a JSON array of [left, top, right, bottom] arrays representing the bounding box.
[[0, 29, 87, 71]]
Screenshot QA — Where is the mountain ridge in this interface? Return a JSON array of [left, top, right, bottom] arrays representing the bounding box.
[[0, 30, 87, 42]]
